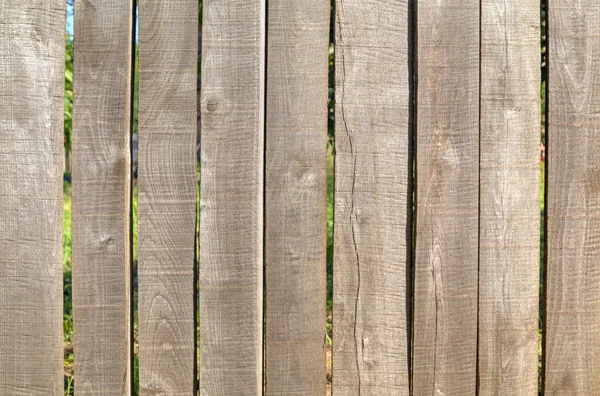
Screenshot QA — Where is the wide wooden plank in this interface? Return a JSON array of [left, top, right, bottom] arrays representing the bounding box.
[[478, 0, 541, 394], [413, 0, 479, 394], [264, 0, 329, 394], [332, 0, 411, 394], [71, 0, 133, 393], [545, 2, 600, 393], [0, 1, 64, 394], [199, 0, 265, 394], [137, 0, 198, 393]]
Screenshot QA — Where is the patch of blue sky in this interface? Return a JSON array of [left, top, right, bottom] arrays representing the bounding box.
[[66, 2, 73, 36]]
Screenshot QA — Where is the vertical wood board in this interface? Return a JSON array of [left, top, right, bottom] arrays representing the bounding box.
[[0, 1, 65, 394], [199, 0, 266, 393], [72, 0, 133, 393], [333, 0, 412, 394], [138, 0, 198, 393], [264, 0, 330, 394], [413, 1, 480, 394], [545, 2, 600, 394], [478, 0, 541, 394]]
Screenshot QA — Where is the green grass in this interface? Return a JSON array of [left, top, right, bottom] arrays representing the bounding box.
[[63, 181, 73, 387], [327, 144, 334, 314]]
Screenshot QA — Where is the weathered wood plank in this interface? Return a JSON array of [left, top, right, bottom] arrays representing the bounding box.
[[478, 0, 541, 394], [413, 1, 479, 394], [544, 2, 600, 394], [137, 0, 198, 393], [332, 0, 411, 394], [264, 0, 329, 394], [72, 0, 133, 393], [0, 1, 65, 394], [199, 0, 265, 394]]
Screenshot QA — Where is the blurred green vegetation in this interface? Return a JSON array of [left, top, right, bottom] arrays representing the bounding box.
[[64, 36, 73, 154], [63, 182, 73, 385]]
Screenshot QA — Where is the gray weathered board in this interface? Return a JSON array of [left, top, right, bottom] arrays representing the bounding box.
[[545, 1, 600, 393], [199, 0, 265, 394], [72, 0, 133, 393], [0, 1, 65, 394], [413, 0, 480, 394], [138, 0, 198, 393], [333, 0, 412, 394], [264, 0, 330, 394], [478, 0, 541, 394]]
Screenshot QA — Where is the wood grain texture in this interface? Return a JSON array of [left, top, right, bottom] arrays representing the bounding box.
[[0, 1, 64, 394], [332, 0, 411, 394], [137, 0, 198, 393], [545, 2, 600, 394], [264, 0, 329, 394], [199, 0, 265, 394], [72, 0, 133, 393], [478, 0, 541, 394], [413, 0, 479, 394]]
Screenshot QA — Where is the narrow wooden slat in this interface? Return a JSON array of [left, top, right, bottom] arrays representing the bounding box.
[[199, 0, 265, 394], [138, 0, 198, 393], [72, 0, 133, 393], [413, 1, 479, 394], [332, 0, 411, 394], [478, 0, 540, 393], [0, 1, 64, 393], [264, 0, 329, 394], [545, 2, 600, 393]]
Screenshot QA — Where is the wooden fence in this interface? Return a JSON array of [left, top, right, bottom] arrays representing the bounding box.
[[0, 0, 597, 395]]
